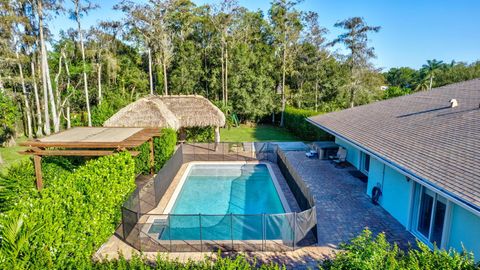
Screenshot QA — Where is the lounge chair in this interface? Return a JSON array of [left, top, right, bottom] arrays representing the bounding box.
[[329, 147, 347, 165]]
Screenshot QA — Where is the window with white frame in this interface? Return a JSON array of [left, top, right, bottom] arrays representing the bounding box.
[[412, 184, 451, 248], [361, 152, 370, 174]]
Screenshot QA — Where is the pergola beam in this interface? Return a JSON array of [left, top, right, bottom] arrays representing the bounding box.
[[20, 149, 140, 157]]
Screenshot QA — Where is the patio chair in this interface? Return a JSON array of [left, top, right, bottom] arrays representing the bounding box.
[[329, 147, 347, 165], [305, 149, 318, 159]]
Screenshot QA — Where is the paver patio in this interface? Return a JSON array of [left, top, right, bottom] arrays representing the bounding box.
[[281, 150, 416, 250]]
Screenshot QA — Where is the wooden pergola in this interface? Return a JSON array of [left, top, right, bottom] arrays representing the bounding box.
[[20, 127, 161, 190]]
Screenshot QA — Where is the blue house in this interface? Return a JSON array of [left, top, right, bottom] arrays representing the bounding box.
[[308, 79, 480, 258]]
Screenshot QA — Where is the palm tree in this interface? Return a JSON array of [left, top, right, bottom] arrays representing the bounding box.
[[0, 215, 42, 269], [421, 59, 443, 90], [329, 17, 381, 108]]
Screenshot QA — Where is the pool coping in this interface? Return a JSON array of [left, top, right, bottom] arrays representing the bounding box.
[[162, 161, 292, 215]]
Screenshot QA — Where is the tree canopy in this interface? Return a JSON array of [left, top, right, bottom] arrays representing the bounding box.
[[0, 0, 478, 139]]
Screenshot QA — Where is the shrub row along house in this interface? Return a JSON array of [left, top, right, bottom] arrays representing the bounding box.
[[308, 79, 480, 258]]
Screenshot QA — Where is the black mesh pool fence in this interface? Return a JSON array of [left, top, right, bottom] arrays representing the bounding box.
[[120, 142, 317, 252]]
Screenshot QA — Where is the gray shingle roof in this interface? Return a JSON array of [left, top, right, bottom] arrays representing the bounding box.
[[308, 79, 480, 210]]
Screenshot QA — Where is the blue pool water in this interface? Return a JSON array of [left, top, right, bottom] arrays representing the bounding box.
[[150, 164, 292, 240], [172, 164, 285, 215]]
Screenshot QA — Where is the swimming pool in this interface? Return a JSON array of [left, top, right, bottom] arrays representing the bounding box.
[[149, 163, 292, 240]]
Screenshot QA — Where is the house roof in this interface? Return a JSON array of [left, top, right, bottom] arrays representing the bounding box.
[[308, 79, 480, 210], [103, 95, 225, 129]]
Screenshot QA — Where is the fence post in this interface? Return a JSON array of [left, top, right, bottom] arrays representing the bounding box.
[[230, 213, 234, 251], [293, 212, 297, 251], [199, 214, 203, 252], [168, 214, 172, 252], [262, 213, 266, 251], [121, 207, 127, 240]]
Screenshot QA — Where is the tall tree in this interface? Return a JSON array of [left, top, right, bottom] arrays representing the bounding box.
[[36, 0, 50, 134], [330, 17, 380, 108], [70, 0, 97, 127], [269, 0, 303, 126], [421, 59, 444, 90], [228, 9, 276, 121], [116, 0, 173, 95], [303, 11, 328, 111], [209, 0, 238, 105]]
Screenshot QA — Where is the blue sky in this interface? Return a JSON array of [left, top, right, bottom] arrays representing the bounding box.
[[50, 0, 480, 70]]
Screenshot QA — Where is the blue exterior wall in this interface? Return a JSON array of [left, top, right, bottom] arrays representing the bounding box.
[[448, 204, 480, 260], [367, 157, 413, 227], [331, 134, 480, 259], [334, 137, 361, 169]]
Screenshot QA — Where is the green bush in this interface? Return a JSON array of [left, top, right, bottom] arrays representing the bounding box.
[[383, 86, 412, 100], [134, 142, 151, 175], [0, 92, 19, 144], [154, 128, 177, 171], [93, 252, 283, 270], [0, 152, 136, 269], [91, 94, 130, 127], [320, 229, 479, 270], [0, 157, 76, 212], [283, 107, 332, 141], [184, 127, 215, 143]]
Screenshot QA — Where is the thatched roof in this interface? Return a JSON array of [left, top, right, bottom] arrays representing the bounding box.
[[103, 95, 225, 130]]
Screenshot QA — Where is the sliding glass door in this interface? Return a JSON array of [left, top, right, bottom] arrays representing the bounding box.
[[415, 186, 448, 247]]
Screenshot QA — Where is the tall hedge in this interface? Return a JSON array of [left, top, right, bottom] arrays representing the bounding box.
[[0, 152, 136, 269], [184, 126, 215, 142], [284, 107, 332, 141], [0, 157, 75, 212], [153, 128, 177, 171], [134, 141, 151, 175]]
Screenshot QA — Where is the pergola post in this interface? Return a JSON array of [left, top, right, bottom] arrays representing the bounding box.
[[33, 155, 43, 190], [149, 138, 155, 174]]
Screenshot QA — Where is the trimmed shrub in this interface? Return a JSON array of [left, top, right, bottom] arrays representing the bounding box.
[[320, 229, 479, 270], [154, 128, 177, 171], [0, 157, 75, 212], [283, 107, 332, 141], [93, 252, 282, 269], [0, 152, 136, 269], [184, 126, 215, 143], [134, 142, 151, 175]]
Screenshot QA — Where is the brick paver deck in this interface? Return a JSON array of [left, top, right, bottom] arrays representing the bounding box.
[[281, 151, 416, 250]]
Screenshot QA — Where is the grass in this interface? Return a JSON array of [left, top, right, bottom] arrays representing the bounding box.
[[0, 137, 29, 174], [220, 124, 300, 142]]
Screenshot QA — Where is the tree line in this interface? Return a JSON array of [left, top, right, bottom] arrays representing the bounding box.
[[383, 59, 480, 99], [0, 0, 478, 146]]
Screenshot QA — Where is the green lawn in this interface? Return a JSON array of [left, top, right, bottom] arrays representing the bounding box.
[[220, 124, 300, 142], [0, 137, 29, 173]]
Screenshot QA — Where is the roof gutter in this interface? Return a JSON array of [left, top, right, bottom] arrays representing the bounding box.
[[306, 117, 480, 217]]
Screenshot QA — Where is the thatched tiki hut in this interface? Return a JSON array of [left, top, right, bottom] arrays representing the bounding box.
[[103, 95, 226, 143]]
